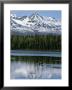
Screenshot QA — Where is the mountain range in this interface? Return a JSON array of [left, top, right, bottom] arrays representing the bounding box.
[[10, 12, 61, 35]]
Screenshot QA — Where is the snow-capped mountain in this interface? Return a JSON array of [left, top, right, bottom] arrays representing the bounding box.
[[10, 12, 61, 35]]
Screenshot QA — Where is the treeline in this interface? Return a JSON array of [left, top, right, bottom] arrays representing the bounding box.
[[11, 56, 61, 64], [11, 35, 61, 51]]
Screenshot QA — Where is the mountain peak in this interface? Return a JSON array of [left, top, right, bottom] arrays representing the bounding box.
[[11, 12, 61, 35], [33, 11, 39, 15], [29, 12, 43, 22]]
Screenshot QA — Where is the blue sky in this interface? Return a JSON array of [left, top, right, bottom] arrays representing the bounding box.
[[11, 10, 61, 20]]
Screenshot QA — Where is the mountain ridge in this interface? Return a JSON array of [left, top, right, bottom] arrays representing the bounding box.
[[10, 12, 61, 35]]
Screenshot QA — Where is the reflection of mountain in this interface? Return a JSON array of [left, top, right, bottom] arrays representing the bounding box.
[[10, 12, 61, 35]]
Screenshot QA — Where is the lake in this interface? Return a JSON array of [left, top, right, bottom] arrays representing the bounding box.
[[11, 51, 61, 79], [11, 50, 61, 57]]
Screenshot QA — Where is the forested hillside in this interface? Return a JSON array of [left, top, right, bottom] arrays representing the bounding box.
[[11, 35, 61, 51]]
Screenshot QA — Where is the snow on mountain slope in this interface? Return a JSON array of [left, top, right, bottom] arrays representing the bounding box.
[[11, 12, 61, 35]]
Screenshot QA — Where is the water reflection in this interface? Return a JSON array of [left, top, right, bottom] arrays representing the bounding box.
[[11, 56, 61, 79]]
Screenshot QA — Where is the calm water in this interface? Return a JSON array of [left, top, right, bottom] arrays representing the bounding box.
[[11, 50, 61, 57], [11, 56, 61, 79]]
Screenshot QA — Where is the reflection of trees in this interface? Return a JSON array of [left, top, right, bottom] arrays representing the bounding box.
[[11, 56, 61, 64]]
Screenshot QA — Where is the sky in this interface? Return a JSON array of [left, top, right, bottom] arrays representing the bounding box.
[[11, 10, 61, 20]]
